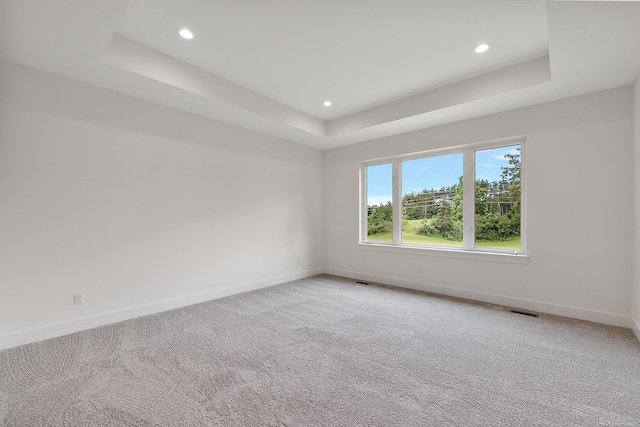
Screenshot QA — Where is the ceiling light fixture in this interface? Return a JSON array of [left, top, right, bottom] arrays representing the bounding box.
[[322, 100, 332, 107], [475, 42, 491, 53], [178, 28, 194, 40]]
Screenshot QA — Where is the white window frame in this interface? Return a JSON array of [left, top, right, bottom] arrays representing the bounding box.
[[359, 136, 528, 264]]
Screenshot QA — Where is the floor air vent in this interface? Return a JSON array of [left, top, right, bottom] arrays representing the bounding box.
[[510, 309, 539, 318]]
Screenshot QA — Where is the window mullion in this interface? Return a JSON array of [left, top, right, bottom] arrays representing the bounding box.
[[519, 143, 526, 254], [462, 149, 475, 250], [360, 164, 368, 242], [392, 160, 402, 244]]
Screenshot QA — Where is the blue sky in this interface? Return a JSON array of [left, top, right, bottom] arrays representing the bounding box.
[[367, 144, 520, 206]]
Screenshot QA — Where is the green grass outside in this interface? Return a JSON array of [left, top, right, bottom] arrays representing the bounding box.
[[368, 219, 520, 250]]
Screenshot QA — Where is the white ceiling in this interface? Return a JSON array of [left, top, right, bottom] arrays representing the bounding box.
[[1, 0, 640, 149], [116, 0, 550, 120]]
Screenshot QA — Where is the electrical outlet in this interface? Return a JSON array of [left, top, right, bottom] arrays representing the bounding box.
[[416, 266, 421, 273], [74, 293, 84, 305]]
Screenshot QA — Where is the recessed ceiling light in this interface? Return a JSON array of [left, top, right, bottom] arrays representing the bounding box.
[[178, 28, 194, 40], [322, 100, 332, 107], [475, 43, 491, 54]]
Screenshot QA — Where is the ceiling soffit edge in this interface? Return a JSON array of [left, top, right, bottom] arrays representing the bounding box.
[[102, 34, 551, 140]]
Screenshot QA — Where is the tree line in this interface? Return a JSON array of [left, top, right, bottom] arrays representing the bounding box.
[[368, 149, 521, 242]]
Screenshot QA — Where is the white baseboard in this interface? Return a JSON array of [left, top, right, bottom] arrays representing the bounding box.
[[0, 269, 324, 351], [325, 268, 632, 329], [632, 316, 640, 343], [3, 268, 635, 351]]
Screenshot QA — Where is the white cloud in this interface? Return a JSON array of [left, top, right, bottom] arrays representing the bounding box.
[[489, 148, 520, 162], [367, 195, 392, 206]]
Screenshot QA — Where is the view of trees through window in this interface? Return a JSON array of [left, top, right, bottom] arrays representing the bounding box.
[[366, 163, 392, 243], [365, 144, 522, 251], [474, 145, 521, 250], [402, 153, 463, 247]]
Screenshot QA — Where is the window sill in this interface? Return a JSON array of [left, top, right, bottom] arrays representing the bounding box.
[[358, 242, 529, 264]]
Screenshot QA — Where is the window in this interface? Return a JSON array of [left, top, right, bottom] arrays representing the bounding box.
[[365, 163, 393, 243], [361, 138, 525, 256], [474, 145, 522, 251], [402, 153, 464, 247]]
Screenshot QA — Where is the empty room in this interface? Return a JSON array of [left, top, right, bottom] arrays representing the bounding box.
[[1, 0, 640, 425]]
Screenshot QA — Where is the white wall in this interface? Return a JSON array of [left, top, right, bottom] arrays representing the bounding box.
[[0, 60, 324, 350], [324, 86, 634, 327], [633, 73, 640, 341], [2, 58, 637, 351]]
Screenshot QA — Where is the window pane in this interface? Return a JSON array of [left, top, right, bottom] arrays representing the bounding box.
[[475, 145, 521, 251], [366, 163, 393, 242], [401, 153, 463, 247]]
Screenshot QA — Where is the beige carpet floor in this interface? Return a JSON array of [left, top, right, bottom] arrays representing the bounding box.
[[1, 275, 639, 426]]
